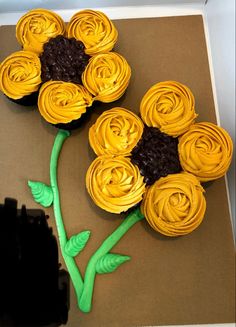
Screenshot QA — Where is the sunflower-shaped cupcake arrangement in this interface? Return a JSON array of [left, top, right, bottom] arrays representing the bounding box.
[[86, 80, 233, 236], [1, 8, 233, 316], [0, 8, 131, 129]]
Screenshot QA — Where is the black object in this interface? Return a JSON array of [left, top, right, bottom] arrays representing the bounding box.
[[7, 91, 39, 106], [131, 126, 182, 185], [0, 198, 70, 326]]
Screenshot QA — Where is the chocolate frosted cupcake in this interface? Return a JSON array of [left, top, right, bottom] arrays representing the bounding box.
[[0, 51, 42, 105], [38, 81, 93, 130], [131, 126, 182, 185], [67, 9, 118, 55], [82, 52, 131, 103], [40, 35, 90, 84], [16, 9, 66, 55]]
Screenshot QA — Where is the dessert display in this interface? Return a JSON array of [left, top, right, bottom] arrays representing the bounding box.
[[0, 8, 131, 128], [86, 82, 233, 236], [0, 7, 234, 325]]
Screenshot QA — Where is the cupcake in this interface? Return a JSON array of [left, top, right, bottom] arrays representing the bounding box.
[[86, 155, 146, 214], [16, 9, 66, 55], [40, 35, 90, 85], [67, 9, 118, 55], [38, 81, 94, 130], [2, 8, 132, 129], [0, 50, 42, 105], [178, 122, 233, 181], [89, 107, 144, 156], [140, 81, 197, 137], [141, 172, 206, 236], [82, 52, 131, 103]]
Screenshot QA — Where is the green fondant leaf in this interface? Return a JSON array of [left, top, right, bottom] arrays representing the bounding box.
[[28, 180, 53, 207], [96, 253, 131, 274], [65, 231, 91, 257]]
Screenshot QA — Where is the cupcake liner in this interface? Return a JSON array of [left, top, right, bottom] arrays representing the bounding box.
[[6, 91, 39, 106], [54, 110, 92, 131]]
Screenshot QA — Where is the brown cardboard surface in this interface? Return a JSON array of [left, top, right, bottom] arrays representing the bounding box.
[[0, 15, 235, 326]]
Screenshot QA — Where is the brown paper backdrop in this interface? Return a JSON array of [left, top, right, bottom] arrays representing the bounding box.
[[0, 15, 235, 326]]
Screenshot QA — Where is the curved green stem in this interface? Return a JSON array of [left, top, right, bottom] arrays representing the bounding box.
[[79, 207, 144, 313], [50, 129, 84, 301]]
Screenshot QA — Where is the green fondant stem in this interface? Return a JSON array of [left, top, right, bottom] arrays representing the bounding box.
[[79, 207, 144, 313], [50, 129, 84, 300]]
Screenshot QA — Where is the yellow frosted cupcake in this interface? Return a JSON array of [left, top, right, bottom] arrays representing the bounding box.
[[82, 52, 131, 103], [38, 81, 93, 129], [140, 81, 197, 137], [89, 107, 144, 156], [16, 9, 66, 55], [178, 122, 233, 181], [141, 172, 206, 236], [86, 155, 146, 214], [0, 50, 41, 105], [67, 9, 118, 55]]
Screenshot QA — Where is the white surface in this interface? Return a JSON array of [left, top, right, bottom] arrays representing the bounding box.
[[0, 1, 235, 236], [205, 0, 235, 236], [0, 3, 205, 24], [0, 0, 205, 13]]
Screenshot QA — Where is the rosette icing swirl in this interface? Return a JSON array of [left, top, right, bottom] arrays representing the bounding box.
[[86, 156, 146, 213], [178, 122, 233, 181], [67, 9, 118, 55], [89, 107, 144, 156], [82, 52, 131, 103], [38, 81, 93, 124], [141, 172, 206, 236], [0, 50, 41, 99], [140, 81, 197, 137], [16, 9, 65, 54]]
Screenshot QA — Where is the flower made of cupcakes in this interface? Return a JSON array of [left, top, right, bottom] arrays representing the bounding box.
[[86, 81, 233, 236], [0, 8, 131, 129]]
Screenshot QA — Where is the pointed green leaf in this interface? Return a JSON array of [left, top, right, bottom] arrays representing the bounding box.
[[96, 253, 131, 274], [28, 180, 53, 207], [65, 231, 91, 257]]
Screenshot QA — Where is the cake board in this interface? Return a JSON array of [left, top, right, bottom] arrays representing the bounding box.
[[0, 15, 235, 327]]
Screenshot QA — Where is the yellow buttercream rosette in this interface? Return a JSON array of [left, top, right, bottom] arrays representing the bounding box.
[[178, 122, 233, 181], [140, 81, 197, 137], [86, 156, 146, 213], [0, 50, 41, 100], [89, 107, 144, 156], [67, 9, 118, 55], [38, 81, 93, 124], [82, 52, 131, 103], [16, 8, 66, 54], [141, 172, 206, 236]]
